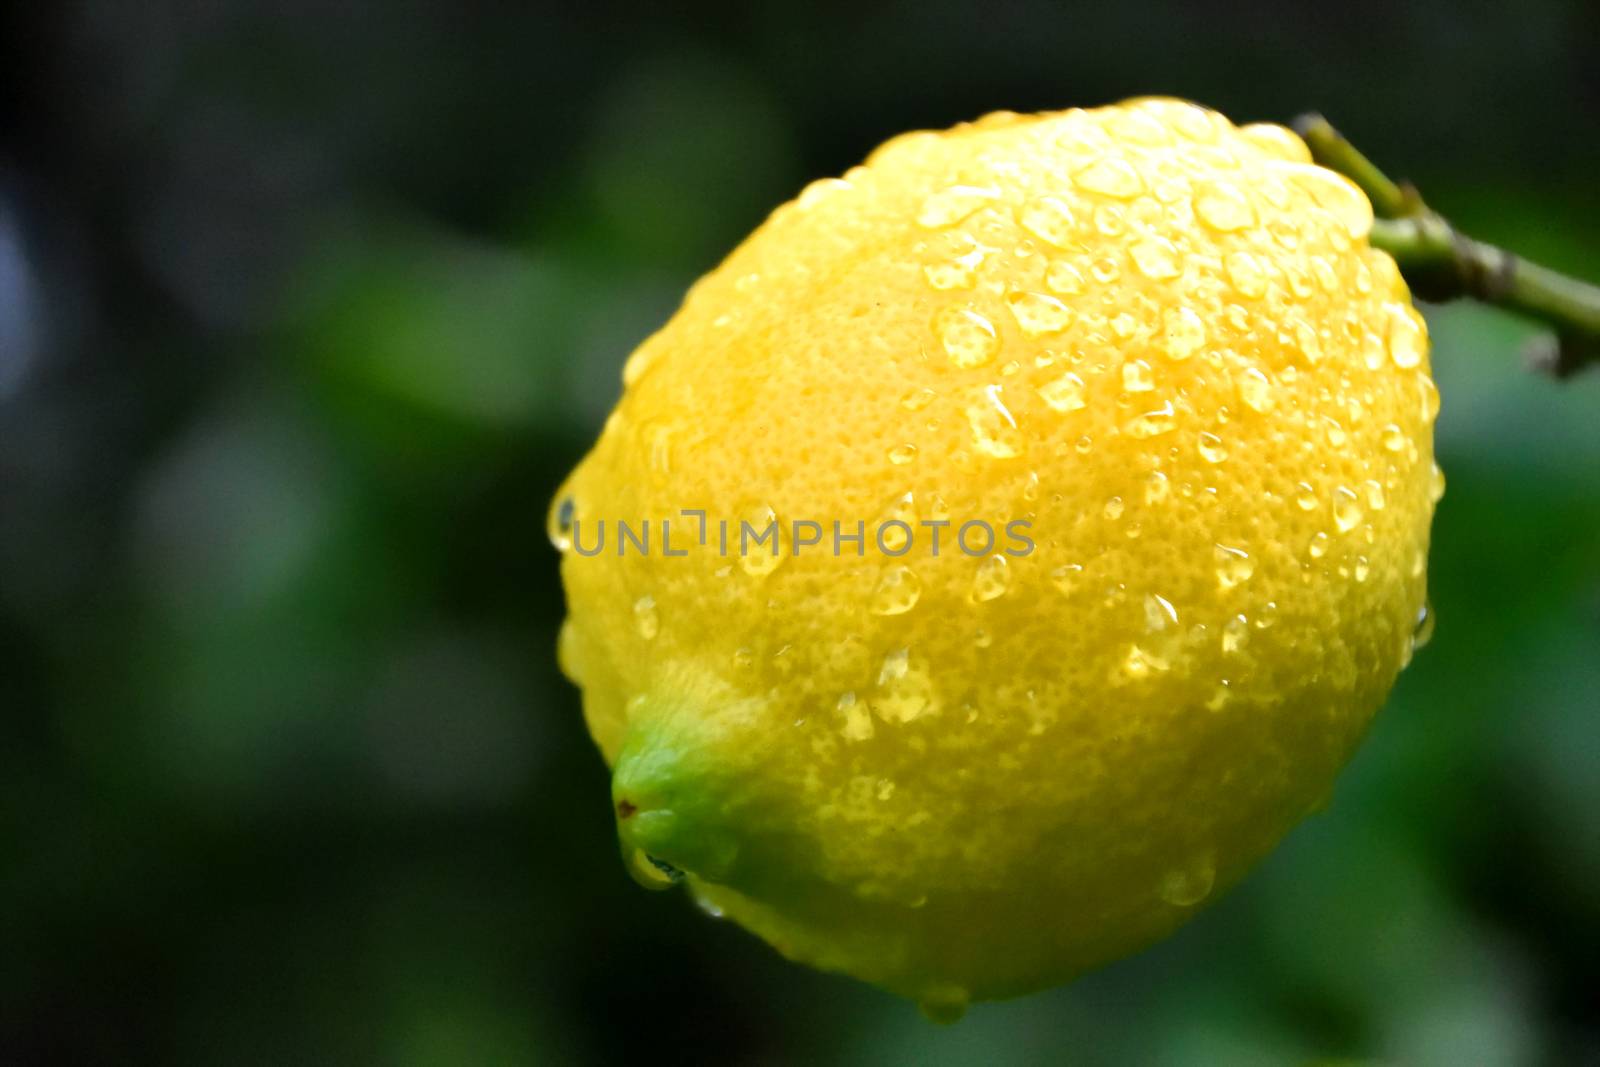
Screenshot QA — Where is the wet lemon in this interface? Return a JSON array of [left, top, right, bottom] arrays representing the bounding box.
[[551, 98, 1439, 1019]]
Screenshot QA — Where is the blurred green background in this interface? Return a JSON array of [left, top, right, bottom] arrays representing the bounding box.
[[2, 3, 1597, 1064]]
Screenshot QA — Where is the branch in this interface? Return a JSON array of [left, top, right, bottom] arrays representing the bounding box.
[[1293, 113, 1600, 380]]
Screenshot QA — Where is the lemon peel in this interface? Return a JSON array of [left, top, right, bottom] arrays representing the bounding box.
[[551, 98, 1439, 1019]]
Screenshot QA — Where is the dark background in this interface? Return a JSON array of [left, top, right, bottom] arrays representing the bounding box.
[[2, 2, 1598, 1064]]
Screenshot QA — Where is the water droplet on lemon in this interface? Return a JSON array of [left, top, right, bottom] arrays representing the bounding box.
[[918, 184, 1002, 228], [1163, 307, 1206, 360], [870, 566, 924, 615], [633, 595, 659, 639], [972, 555, 1012, 601], [936, 307, 1000, 368]]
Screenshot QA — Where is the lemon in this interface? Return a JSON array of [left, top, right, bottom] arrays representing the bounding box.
[[551, 98, 1439, 1019]]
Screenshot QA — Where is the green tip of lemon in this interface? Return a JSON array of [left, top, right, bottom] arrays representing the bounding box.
[[612, 725, 741, 886]]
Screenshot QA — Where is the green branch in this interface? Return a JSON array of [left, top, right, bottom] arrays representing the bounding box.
[[1294, 113, 1600, 380]]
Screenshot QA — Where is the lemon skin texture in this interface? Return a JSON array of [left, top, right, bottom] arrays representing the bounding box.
[[551, 98, 1440, 1017]]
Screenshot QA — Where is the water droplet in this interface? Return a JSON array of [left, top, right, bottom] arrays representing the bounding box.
[[972, 555, 1011, 601], [1419, 376, 1441, 424], [1164, 101, 1221, 142], [1387, 303, 1426, 368], [1103, 495, 1125, 520], [1126, 400, 1177, 438], [1357, 331, 1397, 373], [936, 307, 1000, 367], [967, 385, 1024, 458], [1290, 318, 1323, 364], [1090, 256, 1121, 284], [1237, 367, 1275, 412], [870, 566, 923, 615], [1197, 431, 1228, 464], [918, 989, 970, 1025], [917, 184, 1001, 228], [888, 443, 918, 465], [875, 648, 933, 723], [1144, 470, 1170, 504], [738, 503, 786, 577], [1050, 563, 1083, 595], [1323, 416, 1347, 448], [1268, 217, 1300, 248], [1347, 257, 1372, 293], [1045, 258, 1087, 294], [614, 340, 659, 385], [1287, 266, 1315, 299], [1019, 196, 1079, 246], [1159, 854, 1217, 906], [632, 595, 660, 639], [1195, 181, 1256, 231], [1381, 423, 1407, 453], [923, 243, 989, 290], [1121, 359, 1155, 393], [1214, 544, 1254, 589], [1122, 644, 1162, 678], [1429, 461, 1446, 503], [1162, 307, 1206, 360], [1332, 486, 1363, 533], [1108, 108, 1174, 147], [1144, 592, 1178, 630], [838, 691, 874, 741], [1311, 256, 1340, 292], [641, 420, 674, 475], [901, 387, 937, 412], [1353, 556, 1371, 582], [1130, 236, 1182, 279], [1223, 250, 1268, 297], [878, 492, 918, 552], [796, 176, 852, 210], [1221, 614, 1250, 654], [1413, 601, 1436, 649], [1309, 530, 1330, 558], [547, 496, 576, 551], [1005, 290, 1073, 337], [1134, 594, 1184, 671], [1286, 162, 1374, 238], [1362, 479, 1386, 510], [627, 848, 685, 891], [1073, 157, 1145, 199], [1295, 482, 1319, 511], [1239, 121, 1310, 162], [1033, 371, 1087, 414]]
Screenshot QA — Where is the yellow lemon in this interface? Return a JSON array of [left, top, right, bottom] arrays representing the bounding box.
[[551, 98, 1439, 1019]]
